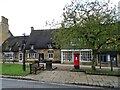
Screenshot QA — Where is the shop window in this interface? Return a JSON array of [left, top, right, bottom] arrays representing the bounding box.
[[80, 51, 92, 61], [63, 51, 72, 62]]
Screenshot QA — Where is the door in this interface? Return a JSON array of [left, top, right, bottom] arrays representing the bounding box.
[[110, 52, 117, 66], [19, 53, 23, 62], [39, 53, 44, 62]]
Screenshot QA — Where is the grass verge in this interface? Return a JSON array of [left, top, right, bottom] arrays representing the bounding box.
[[0, 63, 30, 76]]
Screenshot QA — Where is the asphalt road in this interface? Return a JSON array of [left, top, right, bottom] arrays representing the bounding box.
[[0, 78, 106, 89]]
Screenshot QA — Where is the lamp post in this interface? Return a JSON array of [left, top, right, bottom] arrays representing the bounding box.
[[9, 46, 12, 63], [22, 33, 26, 71]]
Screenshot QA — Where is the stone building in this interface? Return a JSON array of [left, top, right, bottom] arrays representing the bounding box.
[[2, 27, 61, 63], [0, 16, 13, 59], [25, 28, 61, 62]]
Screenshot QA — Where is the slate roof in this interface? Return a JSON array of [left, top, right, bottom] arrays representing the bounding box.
[[25, 29, 56, 50], [2, 36, 29, 52]]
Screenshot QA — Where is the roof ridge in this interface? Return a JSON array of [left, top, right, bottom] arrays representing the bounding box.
[[32, 28, 58, 31], [10, 36, 29, 38]]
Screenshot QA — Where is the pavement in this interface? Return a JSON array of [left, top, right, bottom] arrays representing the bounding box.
[[1, 63, 120, 89]]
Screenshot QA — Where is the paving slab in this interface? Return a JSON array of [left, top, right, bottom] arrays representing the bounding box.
[[25, 70, 119, 88], [23, 64, 120, 88]]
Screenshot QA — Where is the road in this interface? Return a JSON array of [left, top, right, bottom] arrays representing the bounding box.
[[0, 78, 107, 89]]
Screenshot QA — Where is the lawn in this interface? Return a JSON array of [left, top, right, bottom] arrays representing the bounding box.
[[71, 67, 120, 76], [0, 63, 30, 76]]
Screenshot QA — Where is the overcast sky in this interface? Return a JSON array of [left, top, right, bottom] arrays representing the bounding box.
[[0, 0, 119, 36]]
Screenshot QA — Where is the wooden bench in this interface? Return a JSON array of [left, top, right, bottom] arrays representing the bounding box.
[[29, 61, 44, 74]]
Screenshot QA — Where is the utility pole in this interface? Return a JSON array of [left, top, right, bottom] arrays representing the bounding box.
[[22, 33, 26, 71]]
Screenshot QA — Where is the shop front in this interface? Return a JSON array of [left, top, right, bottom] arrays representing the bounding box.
[[61, 49, 92, 64]]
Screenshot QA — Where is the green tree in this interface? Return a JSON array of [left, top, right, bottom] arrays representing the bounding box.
[[54, 0, 119, 70]]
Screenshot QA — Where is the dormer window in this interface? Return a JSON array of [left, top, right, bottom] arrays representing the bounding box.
[[31, 45, 34, 50], [19, 47, 21, 51], [9, 47, 12, 51], [48, 44, 52, 48]]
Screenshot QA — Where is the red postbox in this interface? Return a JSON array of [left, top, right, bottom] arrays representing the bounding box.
[[74, 54, 80, 69]]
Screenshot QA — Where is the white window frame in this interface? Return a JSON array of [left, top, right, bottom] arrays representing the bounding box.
[[61, 49, 92, 63], [80, 51, 92, 62], [27, 53, 38, 59], [19, 53, 23, 62], [48, 50, 54, 59], [48, 44, 52, 48], [4, 52, 14, 60], [31, 45, 34, 50], [63, 51, 73, 62]]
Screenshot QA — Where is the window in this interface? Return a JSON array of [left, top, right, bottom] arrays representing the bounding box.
[[99, 54, 107, 63], [19, 47, 21, 51], [28, 53, 38, 58], [48, 44, 52, 48], [48, 50, 54, 58], [19, 53, 23, 61], [4, 52, 14, 60], [63, 51, 72, 62], [80, 51, 92, 61], [31, 45, 34, 50]]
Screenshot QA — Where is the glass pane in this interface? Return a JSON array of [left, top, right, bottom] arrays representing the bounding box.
[[81, 51, 92, 61]]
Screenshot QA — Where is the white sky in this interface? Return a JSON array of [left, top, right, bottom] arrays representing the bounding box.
[[0, 0, 119, 36]]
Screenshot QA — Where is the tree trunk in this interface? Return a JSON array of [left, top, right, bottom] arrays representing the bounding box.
[[99, 52, 102, 69], [92, 51, 97, 70], [110, 58, 113, 71]]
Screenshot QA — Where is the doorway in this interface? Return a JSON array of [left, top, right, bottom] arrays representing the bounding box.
[[39, 53, 44, 62], [110, 52, 117, 66]]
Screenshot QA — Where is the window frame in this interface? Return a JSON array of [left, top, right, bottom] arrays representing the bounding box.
[[99, 54, 108, 63], [4, 52, 14, 60], [19, 53, 23, 61], [27, 53, 38, 59], [48, 50, 54, 59], [80, 51, 92, 61], [63, 51, 72, 62]]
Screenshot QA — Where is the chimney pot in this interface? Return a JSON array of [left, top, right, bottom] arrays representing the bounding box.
[[31, 27, 34, 31]]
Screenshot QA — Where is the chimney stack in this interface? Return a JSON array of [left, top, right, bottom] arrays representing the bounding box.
[[31, 27, 34, 32], [1, 16, 8, 25]]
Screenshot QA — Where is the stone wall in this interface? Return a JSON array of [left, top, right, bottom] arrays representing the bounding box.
[[37, 49, 61, 61]]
